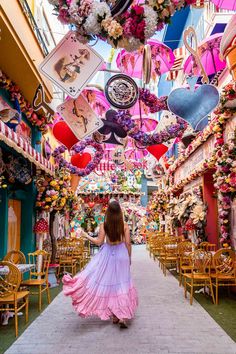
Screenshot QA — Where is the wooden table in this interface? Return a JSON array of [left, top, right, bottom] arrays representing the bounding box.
[[0, 264, 34, 276]]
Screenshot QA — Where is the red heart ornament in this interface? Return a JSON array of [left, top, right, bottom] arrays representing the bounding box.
[[71, 152, 92, 169], [88, 202, 95, 208], [53, 121, 78, 150], [147, 144, 169, 160]]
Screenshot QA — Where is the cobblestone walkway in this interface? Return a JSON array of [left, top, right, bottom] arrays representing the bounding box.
[[5, 245, 236, 354]]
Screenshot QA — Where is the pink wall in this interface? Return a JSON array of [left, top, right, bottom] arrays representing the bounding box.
[[203, 171, 219, 247]]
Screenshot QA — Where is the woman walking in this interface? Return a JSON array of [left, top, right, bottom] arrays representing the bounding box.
[[62, 200, 138, 328]]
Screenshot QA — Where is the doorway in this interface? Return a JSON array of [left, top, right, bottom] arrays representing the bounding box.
[[8, 199, 21, 252]]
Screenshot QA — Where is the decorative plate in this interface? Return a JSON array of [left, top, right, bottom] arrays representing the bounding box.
[[105, 74, 139, 110]]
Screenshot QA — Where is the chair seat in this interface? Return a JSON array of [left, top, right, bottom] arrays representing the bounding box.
[[211, 274, 236, 280], [180, 265, 192, 270], [0, 291, 29, 303], [21, 279, 46, 286], [184, 273, 210, 280], [165, 256, 177, 261]]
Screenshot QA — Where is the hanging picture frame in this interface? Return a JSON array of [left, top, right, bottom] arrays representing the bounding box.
[[39, 31, 104, 98], [57, 95, 104, 140]]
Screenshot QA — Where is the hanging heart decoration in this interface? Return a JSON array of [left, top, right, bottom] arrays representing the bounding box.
[[71, 152, 92, 169], [167, 84, 220, 131], [52, 139, 103, 176], [53, 121, 79, 150], [147, 144, 169, 160]]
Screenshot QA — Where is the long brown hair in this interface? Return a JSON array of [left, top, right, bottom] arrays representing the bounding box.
[[104, 201, 124, 242]]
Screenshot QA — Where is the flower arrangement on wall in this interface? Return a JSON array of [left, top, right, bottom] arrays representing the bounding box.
[[213, 129, 236, 247], [35, 168, 72, 212], [168, 82, 236, 176], [168, 187, 207, 243], [0, 71, 53, 133], [149, 190, 168, 215], [48, 0, 194, 51]]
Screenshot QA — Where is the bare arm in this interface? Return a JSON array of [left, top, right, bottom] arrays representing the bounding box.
[[81, 224, 105, 246], [124, 224, 131, 261]]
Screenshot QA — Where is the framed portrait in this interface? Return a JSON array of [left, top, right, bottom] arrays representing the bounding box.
[[39, 31, 104, 98], [57, 95, 104, 140]]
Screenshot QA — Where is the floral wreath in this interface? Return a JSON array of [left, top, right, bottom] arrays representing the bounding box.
[[113, 110, 188, 146], [49, 0, 195, 51], [52, 139, 104, 176]]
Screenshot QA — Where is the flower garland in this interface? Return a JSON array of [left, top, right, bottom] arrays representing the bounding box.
[[213, 129, 236, 246], [48, 0, 194, 51], [0, 71, 53, 133], [52, 139, 104, 176], [139, 88, 168, 113], [114, 110, 187, 146]]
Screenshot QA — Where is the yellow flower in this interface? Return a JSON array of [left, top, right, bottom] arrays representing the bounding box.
[[50, 180, 57, 187], [60, 197, 66, 205], [45, 197, 52, 202], [107, 20, 123, 39], [52, 195, 58, 200]]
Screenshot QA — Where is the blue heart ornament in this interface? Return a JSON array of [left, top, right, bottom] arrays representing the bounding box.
[[167, 85, 219, 131]]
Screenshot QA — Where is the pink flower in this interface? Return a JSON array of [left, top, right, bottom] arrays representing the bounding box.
[[219, 184, 230, 193]]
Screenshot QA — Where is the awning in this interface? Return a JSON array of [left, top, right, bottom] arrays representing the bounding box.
[[166, 47, 186, 81], [0, 121, 54, 175]]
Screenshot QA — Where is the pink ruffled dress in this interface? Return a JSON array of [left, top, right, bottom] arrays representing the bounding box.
[[62, 241, 138, 320]]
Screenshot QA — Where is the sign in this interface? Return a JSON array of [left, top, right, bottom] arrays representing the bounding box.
[[39, 31, 104, 98], [183, 176, 203, 192], [174, 135, 216, 184], [224, 115, 236, 143], [57, 95, 103, 140]]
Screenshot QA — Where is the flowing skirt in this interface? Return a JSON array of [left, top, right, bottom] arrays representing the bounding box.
[[62, 242, 138, 320]]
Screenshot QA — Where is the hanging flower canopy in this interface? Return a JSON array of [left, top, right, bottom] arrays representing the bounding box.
[[116, 40, 175, 80], [48, 0, 195, 51]]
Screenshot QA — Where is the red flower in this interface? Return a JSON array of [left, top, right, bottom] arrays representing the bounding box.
[[132, 5, 144, 16], [136, 20, 145, 40]]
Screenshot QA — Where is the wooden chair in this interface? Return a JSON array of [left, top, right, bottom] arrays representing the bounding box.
[[21, 250, 51, 311], [198, 242, 209, 251], [4, 250, 26, 264], [211, 248, 236, 305], [178, 241, 196, 286], [160, 238, 178, 276], [0, 261, 29, 337], [184, 250, 215, 305], [57, 244, 77, 277]]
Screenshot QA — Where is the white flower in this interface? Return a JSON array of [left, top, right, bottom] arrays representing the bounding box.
[[84, 2, 111, 34], [143, 5, 157, 40]]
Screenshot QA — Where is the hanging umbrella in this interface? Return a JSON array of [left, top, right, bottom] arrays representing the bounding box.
[[184, 33, 226, 76], [116, 39, 175, 81], [82, 87, 110, 117], [210, 0, 236, 10]]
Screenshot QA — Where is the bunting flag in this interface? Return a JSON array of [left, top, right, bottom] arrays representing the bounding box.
[[166, 47, 187, 81]]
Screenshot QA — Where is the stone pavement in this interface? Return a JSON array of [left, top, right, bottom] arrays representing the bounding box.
[[5, 245, 236, 354]]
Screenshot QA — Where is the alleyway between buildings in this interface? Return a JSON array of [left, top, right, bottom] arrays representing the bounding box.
[[5, 246, 236, 354]]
